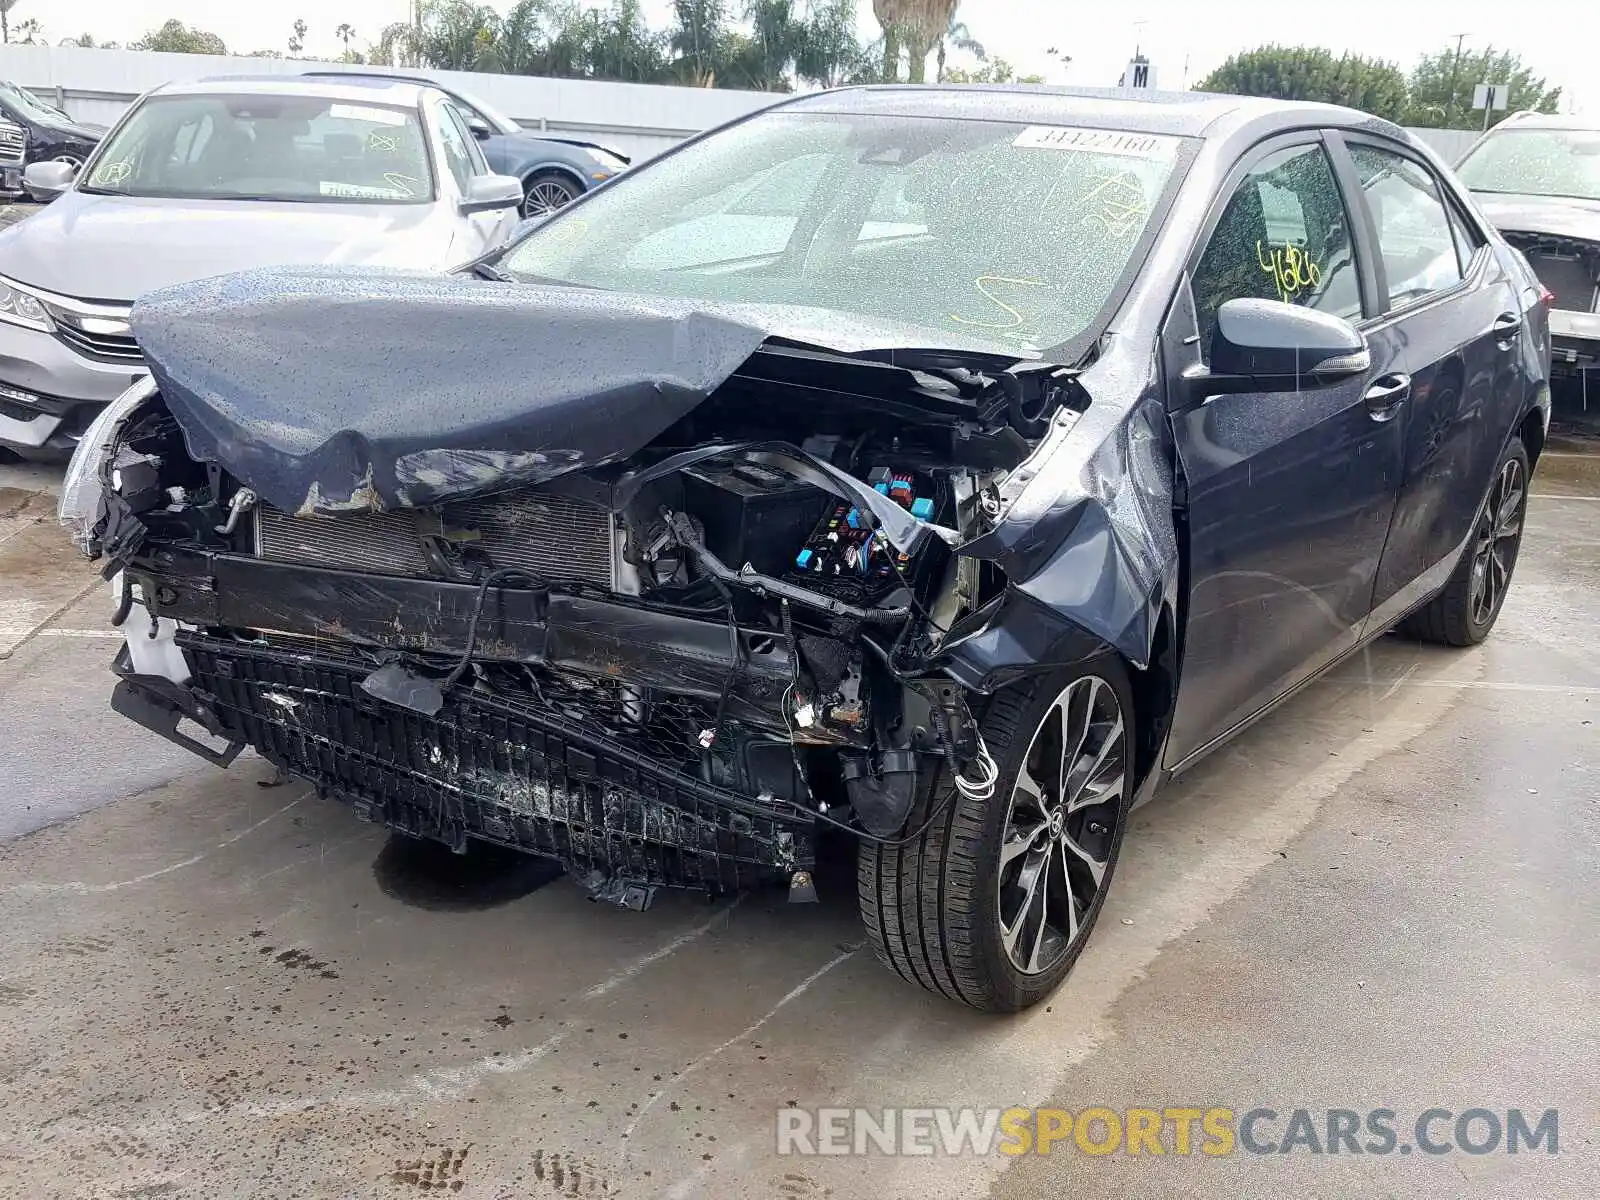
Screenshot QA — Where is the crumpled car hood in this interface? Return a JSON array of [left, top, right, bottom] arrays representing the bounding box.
[[131, 268, 782, 514], [130, 266, 1027, 516]]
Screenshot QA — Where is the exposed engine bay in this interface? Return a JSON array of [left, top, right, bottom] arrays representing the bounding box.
[[84, 317, 1094, 903]]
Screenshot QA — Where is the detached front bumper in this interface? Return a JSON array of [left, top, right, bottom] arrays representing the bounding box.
[[0, 320, 145, 458]]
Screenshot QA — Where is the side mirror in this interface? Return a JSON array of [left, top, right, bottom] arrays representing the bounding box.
[[23, 160, 75, 201], [459, 173, 521, 215], [1197, 298, 1370, 394], [466, 115, 493, 141]]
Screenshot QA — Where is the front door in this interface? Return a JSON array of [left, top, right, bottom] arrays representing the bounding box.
[[1165, 135, 1404, 768]]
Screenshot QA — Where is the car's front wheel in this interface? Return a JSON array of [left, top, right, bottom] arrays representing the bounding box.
[[858, 661, 1134, 1012], [1399, 436, 1530, 647], [522, 171, 580, 219]]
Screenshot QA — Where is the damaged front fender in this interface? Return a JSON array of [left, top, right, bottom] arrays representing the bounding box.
[[948, 377, 1179, 679]]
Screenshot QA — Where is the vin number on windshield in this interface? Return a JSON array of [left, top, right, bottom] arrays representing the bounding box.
[[1012, 126, 1179, 159]]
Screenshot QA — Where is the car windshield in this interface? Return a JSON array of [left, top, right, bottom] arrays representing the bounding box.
[[1457, 128, 1600, 202], [79, 93, 434, 204], [500, 110, 1188, 353], [0, 81, 75, 125]]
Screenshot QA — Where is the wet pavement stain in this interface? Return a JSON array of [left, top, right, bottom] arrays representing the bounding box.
[[372, 833, 565, 910]]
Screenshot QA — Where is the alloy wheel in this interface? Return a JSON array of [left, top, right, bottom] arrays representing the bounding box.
[[1469, 456, 1525, 626], [996, 675, 1127, 976], [522, 178, 576, 219]]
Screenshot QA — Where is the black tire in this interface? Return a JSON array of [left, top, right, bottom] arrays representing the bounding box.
[[521, 170, 580, 219], [1399, 436, 1530, 647], [858, 659, 1135, 1012]]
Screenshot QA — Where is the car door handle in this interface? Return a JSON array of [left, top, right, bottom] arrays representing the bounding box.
[[1491, 311, 1522, 342], [1363, 373, 1411, 421]]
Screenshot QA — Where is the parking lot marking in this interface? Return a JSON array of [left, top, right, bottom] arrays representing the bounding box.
[[1, 794, 306, 895], [1358, 679, 1600, 695], [624, 945, 862, 1141], [0, 577, 99, 660], [59, 1032, 572, 1144], [584, 893, 747, 999], [35, 628, 122, 639]]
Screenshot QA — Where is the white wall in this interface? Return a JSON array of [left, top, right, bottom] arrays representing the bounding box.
[[0, 44, 1497, 168], [0, 43, 779, 162], [1405, 126, 1481, 166]]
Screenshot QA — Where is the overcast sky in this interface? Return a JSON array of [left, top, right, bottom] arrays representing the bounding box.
[[21, 0, 1595, 112]]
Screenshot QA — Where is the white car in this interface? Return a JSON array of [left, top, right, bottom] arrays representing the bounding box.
[[0, 74, 521, 459]]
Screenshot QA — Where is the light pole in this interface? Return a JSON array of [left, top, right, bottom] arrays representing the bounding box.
[[1444, 32, 1470, 128]]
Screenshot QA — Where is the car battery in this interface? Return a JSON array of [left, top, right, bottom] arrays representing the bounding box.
[[681, 460, 829, 578]]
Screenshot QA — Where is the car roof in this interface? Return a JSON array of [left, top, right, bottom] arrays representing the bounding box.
[[786, 84, 1402, 143], [159, 75, 436, 106]]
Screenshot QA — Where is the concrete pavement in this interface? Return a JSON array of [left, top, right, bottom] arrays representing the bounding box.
[[0, 453, 1594, 1199]]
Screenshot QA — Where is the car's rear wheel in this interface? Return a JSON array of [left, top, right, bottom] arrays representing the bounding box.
[[1399, 436, 1530, 647], [858, 660, 1134, 1012], [522, 171, 580, 219]]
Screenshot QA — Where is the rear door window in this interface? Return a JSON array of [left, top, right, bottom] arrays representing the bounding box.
[[1446, 202, 1484, 276], [1347, 145, 1464, 309]]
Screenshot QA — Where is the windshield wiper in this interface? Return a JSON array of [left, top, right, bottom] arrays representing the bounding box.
[[468, 260, 515, 282]]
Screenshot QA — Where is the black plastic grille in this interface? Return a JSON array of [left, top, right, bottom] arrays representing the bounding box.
[[180, 632, 810, 890], [0, 118, 23, 164]]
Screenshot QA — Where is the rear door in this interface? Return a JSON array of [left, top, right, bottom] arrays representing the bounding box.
[[1337, 135, 1532, 628], [1164, 133, 1404, 768]]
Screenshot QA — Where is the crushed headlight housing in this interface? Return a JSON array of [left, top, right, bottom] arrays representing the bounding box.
[[58, 374, 158, 556], [0, 276, 55, 332]]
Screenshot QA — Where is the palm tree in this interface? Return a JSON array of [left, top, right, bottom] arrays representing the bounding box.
[[871, 0, 913, 81], [336, 22, 357, 55], [935, 16, 982, 83], [901, 0, 957, 83]]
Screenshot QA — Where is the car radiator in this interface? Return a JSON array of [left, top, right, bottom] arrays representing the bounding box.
[[253, 488, 617, 588]]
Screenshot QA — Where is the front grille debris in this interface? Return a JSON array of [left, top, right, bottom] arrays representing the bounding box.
[[180, 631, 812, 891]]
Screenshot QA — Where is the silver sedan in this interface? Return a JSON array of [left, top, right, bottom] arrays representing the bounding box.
[[0, 74, 521, 459]]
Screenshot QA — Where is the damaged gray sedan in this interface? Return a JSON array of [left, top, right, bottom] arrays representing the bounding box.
[[62, 86, 1549, 1011]]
